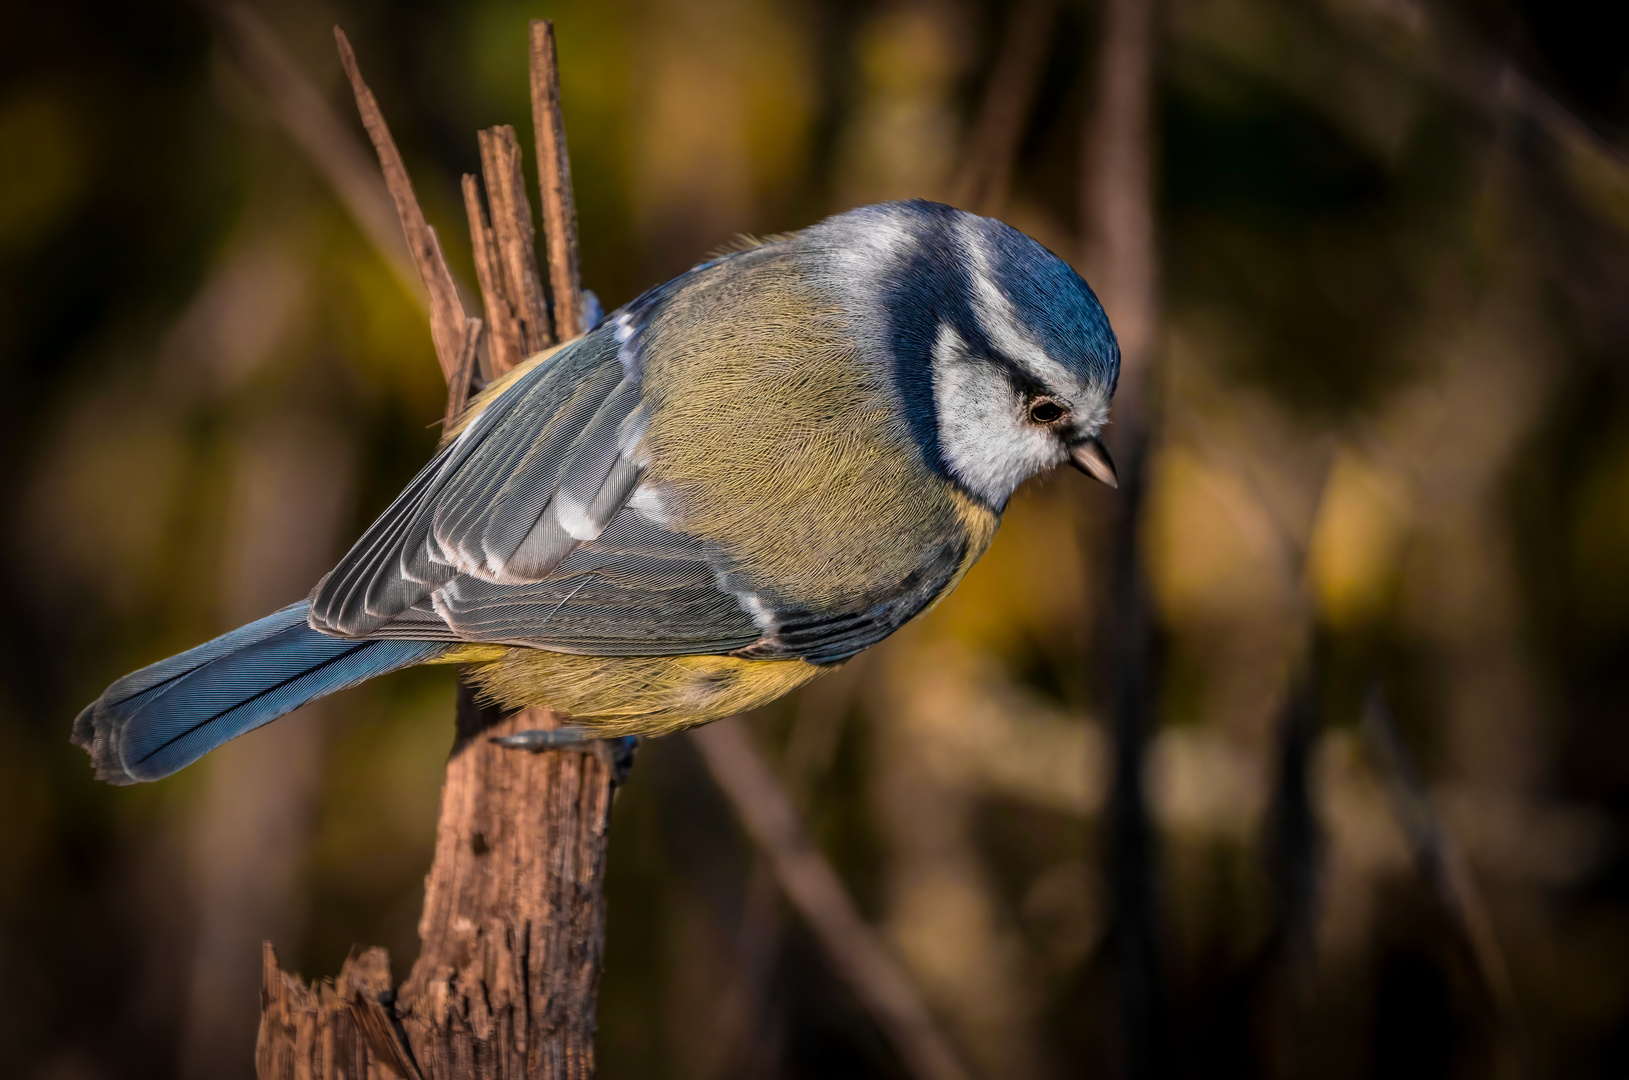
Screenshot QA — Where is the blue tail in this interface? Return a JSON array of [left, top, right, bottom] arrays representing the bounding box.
[[73, 602, 446, 784]]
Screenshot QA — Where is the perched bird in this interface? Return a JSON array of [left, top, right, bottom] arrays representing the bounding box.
[[73, 200, 1119, 785]]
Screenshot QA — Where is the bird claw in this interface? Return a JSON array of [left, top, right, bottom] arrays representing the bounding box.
[[490, 728, 638, 785], [491, 727, 594, 751]]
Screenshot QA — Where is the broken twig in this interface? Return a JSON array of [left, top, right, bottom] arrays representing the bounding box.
[[530, 20, 586, 341], [334, 26, 468, 382]]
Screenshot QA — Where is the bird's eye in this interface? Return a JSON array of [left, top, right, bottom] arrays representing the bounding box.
[[1028, 399, 1065, 424]]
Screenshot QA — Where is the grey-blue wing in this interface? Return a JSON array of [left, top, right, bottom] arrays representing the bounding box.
[[427, 511, 761, 655], [732, 535, 970, 665], [308, 324, 762, 656]]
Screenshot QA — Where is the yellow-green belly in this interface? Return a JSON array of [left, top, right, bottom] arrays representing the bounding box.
[[435, 645, 832, 738]]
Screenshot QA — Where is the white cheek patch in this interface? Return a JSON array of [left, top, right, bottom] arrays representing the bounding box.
[[931, 324, 1065, 506]]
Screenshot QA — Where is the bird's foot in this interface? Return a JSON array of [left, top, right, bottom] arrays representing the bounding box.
[[490, 728, 638, 785], [491, 726, 594, 751]]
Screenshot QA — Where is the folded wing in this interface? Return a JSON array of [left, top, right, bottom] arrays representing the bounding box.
[[308, 325, 762, 656]]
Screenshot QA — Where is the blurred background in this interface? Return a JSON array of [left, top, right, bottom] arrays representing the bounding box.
[[3, 0, 1628, 1076]]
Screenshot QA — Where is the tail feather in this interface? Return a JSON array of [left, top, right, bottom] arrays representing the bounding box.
[[73, 602, 445, 784]]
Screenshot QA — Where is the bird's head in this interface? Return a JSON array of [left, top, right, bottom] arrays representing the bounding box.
[[810, 200, 1120, 509]]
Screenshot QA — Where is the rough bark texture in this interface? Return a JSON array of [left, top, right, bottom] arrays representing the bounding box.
[[259, 944, 418, 1080], [528, 20, 584, 342], [257, 698, 620, 1080], [477, 125, 554, 356], [393, 694, 619, 1078], [256, 27, 618, 1079]]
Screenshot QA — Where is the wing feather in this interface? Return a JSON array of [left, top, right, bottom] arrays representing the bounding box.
[[312, 323, 763, 654], [311, 331, 621, 635]]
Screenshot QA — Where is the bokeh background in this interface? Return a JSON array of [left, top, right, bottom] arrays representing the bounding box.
[[4, 0, 1628, 1076]]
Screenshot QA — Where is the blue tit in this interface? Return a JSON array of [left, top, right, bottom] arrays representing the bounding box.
[[74, 200, 1120, 785]]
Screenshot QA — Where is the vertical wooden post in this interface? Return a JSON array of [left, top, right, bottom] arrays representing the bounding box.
[[529, 20, 584, 342], [256, 26, 619, 1079]]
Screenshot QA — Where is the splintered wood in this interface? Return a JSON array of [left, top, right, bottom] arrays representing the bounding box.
[[477, 125, 554, 361], [529, 20, 584, 342], [258, 25, 612, 1080], [259, 945, 420, 1080], [463, 173, 519, 378], [395, 692, 614, 1078], [443, 316, 484, 429]]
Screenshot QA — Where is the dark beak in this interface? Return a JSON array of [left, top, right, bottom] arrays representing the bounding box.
[[1069, 437, 1118, 489]]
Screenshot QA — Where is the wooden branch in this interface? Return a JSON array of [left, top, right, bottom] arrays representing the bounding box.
[[690, 719, 972, 1080], [463, 174, 522, 378], [259, 27, 620, 1079], [529, 20, 585, 341], [334, 27, 469, 383], [393, 690, 617, 1078], [477, 126, 554, 356], [259, 944, 421, 1080]]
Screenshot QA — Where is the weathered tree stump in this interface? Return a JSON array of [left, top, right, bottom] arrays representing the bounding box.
[[259, 691, 624, 1079], [255, 22, 621, 1079]]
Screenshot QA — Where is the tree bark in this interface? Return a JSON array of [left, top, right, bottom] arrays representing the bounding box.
[[255, 25, 622, 1079], [258, 693, 625, 1080]]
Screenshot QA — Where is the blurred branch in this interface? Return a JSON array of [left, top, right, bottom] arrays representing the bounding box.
[[1082, 0, 1159, 405], [708, 660, 870, 1076], [1081, 0, 1167, 1075], [1265, 662, 1322, 965], [1323, 0, 1629, 227], [205, 3, 423, 306], [690, 717, 973, 1080], [1363, 688, 1527, 1078], [953, 0, 1059, 214]]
